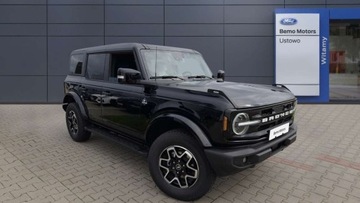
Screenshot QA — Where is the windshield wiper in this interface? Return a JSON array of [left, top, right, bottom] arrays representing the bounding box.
[[150, 76, 185, 80], [187, 75, 213, 79]]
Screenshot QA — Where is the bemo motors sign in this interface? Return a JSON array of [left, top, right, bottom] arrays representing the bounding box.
[[275, 8, 360, 103], [275, 13, 323, 96]]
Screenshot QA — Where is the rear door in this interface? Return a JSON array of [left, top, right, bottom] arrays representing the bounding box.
[[81, 53, 109, 124]]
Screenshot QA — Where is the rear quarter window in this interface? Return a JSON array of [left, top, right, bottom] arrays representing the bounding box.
[[69, 54, 84, 75]]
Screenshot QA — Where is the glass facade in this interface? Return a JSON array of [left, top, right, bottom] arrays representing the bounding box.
[[330, 20, 360, 101]]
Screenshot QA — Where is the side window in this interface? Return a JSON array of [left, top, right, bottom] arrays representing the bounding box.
[[69, 54, 84, 75], [109, 52, 137, 82], [86, 54, 106, 80]]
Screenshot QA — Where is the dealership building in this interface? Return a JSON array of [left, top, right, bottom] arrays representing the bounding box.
[[0, 0, 359, 103]]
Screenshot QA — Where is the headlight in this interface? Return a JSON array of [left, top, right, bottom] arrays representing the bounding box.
[[232, 113, 250, 135]]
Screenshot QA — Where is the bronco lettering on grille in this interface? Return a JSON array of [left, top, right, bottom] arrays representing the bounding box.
[[261, 109, 295, 123]]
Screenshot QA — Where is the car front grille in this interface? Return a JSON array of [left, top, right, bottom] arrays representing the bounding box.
[[228, 100, 296, 146]]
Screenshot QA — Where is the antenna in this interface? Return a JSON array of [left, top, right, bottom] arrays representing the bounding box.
[[155, 46, 158, 81]]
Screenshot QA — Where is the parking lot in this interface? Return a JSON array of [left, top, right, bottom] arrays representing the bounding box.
[[0, 104, 360, 202]]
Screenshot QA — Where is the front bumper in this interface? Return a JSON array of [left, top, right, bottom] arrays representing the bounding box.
[[204, 125, 297, 176]]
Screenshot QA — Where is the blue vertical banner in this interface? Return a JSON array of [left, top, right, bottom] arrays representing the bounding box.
[[275, 9, 329, 103], [318, 9, 330, 103]]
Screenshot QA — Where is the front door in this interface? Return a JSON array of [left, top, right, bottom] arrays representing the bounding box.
[[101, 83, 147, 139], [101, 51, 149, 139]]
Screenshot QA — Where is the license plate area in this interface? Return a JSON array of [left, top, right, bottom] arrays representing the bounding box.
[[269, 123, 289, 141]]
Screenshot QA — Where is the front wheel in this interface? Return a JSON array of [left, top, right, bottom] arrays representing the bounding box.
[[148, 129, 216, 201]]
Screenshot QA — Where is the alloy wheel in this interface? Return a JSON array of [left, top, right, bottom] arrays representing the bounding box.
[[67, 110, 78, 135], [158, 145, 199, 188]]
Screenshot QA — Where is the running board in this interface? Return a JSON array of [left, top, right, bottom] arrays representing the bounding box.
[[85, 126, 148, 156]]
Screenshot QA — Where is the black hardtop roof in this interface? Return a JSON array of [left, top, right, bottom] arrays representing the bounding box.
[[71, 43, 199, 55]]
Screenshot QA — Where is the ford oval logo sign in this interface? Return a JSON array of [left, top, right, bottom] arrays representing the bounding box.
[[280, 18, 297, 25]]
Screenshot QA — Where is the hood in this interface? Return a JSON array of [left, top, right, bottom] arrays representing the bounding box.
[[165, 80, 295, 108]]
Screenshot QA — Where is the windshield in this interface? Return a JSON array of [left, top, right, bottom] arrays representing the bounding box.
[[141, 49, 213, 79]]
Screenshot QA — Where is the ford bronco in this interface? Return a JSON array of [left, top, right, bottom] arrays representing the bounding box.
[[63, 43, 297, 201]]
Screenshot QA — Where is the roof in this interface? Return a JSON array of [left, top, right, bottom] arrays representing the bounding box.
[[71, 43, 198, 55]]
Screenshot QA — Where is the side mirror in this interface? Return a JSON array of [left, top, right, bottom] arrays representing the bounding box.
[[217, 70, 225, 82], [117, 68, 141, 84]]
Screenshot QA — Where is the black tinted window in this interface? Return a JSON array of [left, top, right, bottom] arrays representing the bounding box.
[[69, 54, 84, 75], [109, 52, 137, 82], [86, 54, 106, 80]]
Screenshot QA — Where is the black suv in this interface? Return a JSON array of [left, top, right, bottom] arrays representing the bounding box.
[[63, 43, 297, 201]]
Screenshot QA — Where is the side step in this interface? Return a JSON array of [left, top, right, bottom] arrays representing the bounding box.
[[85, 126, 148, 156]]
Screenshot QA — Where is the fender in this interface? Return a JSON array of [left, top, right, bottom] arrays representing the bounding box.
[[63, 92, 89, 119], [147, 113, 212, 147]]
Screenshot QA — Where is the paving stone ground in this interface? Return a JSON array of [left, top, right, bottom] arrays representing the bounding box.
[[0, 104, 360, 202]]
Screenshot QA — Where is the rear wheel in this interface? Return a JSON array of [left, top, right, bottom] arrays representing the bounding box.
[[66, 103, 91, 142], [148, 129, 216, 201]]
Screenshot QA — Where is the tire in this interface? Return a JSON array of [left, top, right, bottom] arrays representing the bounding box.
[[148, 129, 216, 201], [65, 103, 91, 142]]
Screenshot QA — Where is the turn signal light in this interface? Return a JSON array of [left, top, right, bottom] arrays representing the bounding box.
[[223, 116, 228, 131]]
